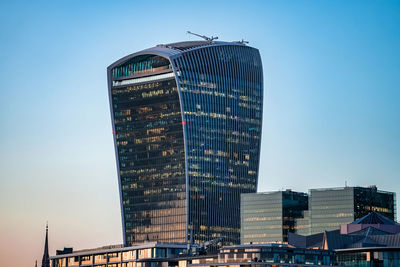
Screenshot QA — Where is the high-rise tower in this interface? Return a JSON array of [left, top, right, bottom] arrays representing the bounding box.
[[107, 40, 263, 246]]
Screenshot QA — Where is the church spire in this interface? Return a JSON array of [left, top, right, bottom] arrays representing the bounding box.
[[41, 223, 50, 267]]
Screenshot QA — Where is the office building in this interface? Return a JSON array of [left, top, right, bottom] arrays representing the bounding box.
[[216, 244, 336, 266], [309, 186, 396, 234], [50, 242, 189, 267], [107, 40, 263, 246], [50, 242, 336, 267], [241, 190, 308, 244]]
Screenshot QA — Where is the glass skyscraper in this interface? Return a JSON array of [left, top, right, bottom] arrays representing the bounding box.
[[107, 40, 263, 246]]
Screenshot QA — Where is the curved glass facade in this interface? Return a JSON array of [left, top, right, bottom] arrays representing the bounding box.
[[110, 55, 186, 244], [171, 44, 263, 245], [108, 42, 263, 246]]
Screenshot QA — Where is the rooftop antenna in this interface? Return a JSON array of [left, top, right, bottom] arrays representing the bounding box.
[[238, 39, 249, 44], [187, 31, 218, 42]]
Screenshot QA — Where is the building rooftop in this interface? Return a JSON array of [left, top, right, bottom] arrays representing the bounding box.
[[352, 211, 399, 225], [162, 41, 210, 51], [288, 212, 400, 251], [156, 40, 247, 52], [309, 185, 395, 194]]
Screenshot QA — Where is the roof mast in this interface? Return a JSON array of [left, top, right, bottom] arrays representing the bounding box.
[[187, 31, 218, 42]]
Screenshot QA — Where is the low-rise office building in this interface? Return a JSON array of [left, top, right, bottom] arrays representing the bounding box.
[[216, 244, 336, 266], [50, 242, 190, 267], [50, 242, 336, 267], [241, 186, 396, 239], [241, 190, 308, 244], [308, 186, 396, 235]]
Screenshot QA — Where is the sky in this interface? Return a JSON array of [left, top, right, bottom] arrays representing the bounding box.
[[0, 1, 399, 266]]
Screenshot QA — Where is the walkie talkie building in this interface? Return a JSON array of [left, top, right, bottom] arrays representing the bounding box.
[[107, 40, 263, 246]]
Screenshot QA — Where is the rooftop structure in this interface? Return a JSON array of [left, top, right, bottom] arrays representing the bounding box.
[[341, 211, 400, 235], [289, 212, 400, 250], [288, 212, 400, 266]]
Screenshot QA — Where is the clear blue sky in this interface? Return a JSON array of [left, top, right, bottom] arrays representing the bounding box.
[[1, 1, 399, 266]]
